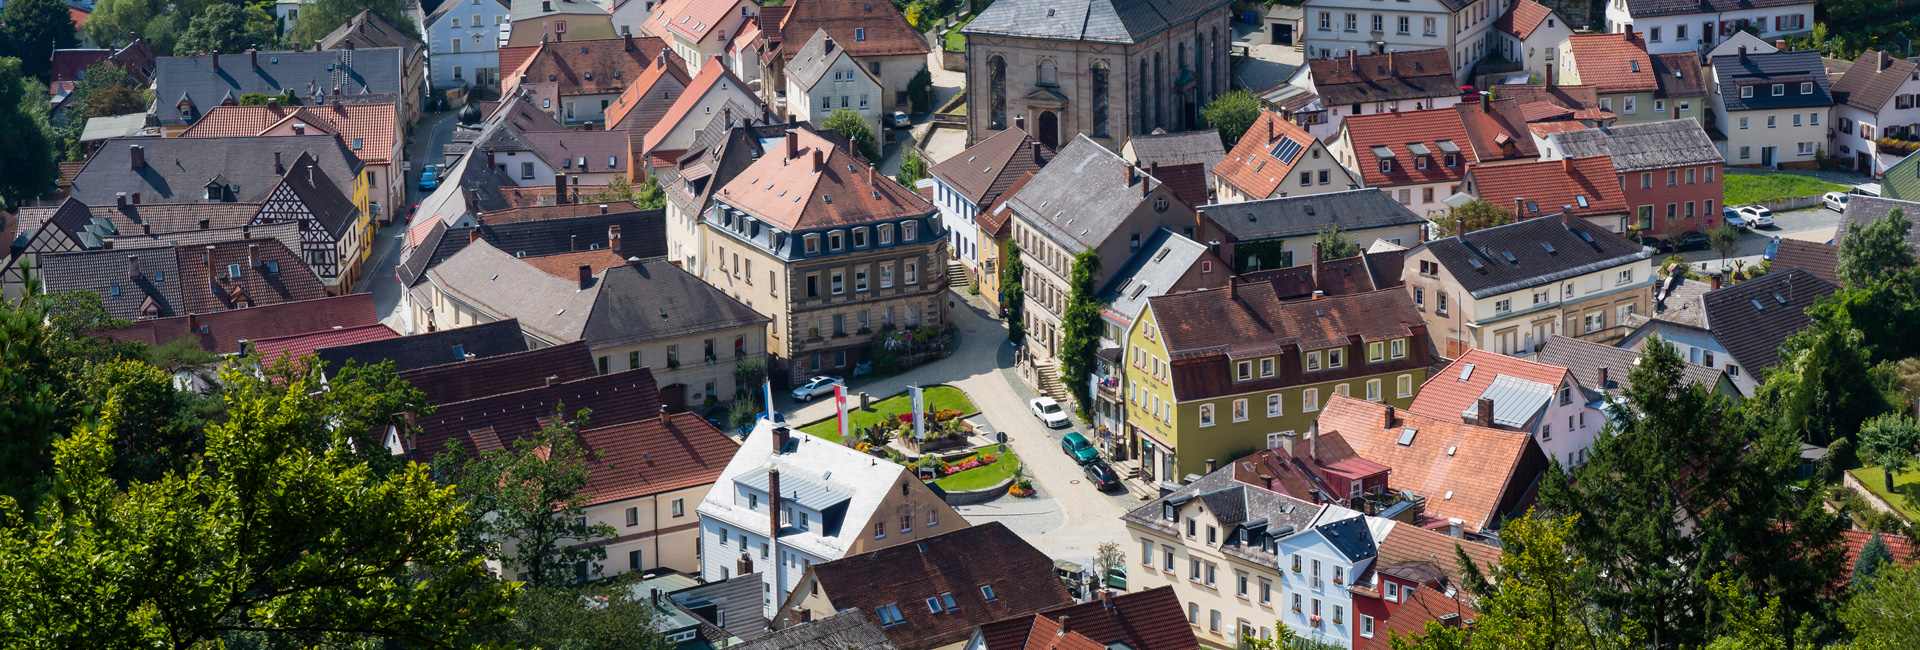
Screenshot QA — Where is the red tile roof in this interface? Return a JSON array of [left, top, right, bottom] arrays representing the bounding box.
[[641, 58, 754, 156], [396, 340, 600, 406], [1213, 112, 1320, 199], [172, 238, 333, 314], [1567, 32, 1658, 94], [1841, 530, 1917, 583], [1152, 282, 1423, 357], [1490, 84, 1611, 122], [251, 323, 400, 364], [1528, 120, 1592, 137], [1494, 0, 1554, 40], [1315, 395, 1537, 532], [178, 103, 399, 164], [498, 45, 540, 81], [603, 48, 693, 136], [1454, 100, 1540, 162], [1154, 162, 1209, 208], [1307, 49, 1458, 106], [648, 0, 754, 45], [978, 587, 1199, 650], [811, 522, 1075, 650], [974, 170, 1035, 238], [100, 294, 379, 355], [713, 128, 933, 230], [1341, 106, 1474, 188], [508, 36, 675, 100], [1464, 156, 1627, 220], [1359, 585, 1479, 650], [520, 249, 633, 278], [577, 413, 740, 505], [772, 0, 930, 60], [1407, 349, 1572, 425], [1375, 519, 1504, 588]]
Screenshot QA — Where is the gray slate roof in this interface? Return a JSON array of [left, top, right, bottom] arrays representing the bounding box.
[[1700, 266, 1836, 373], [1007, 135, 1163, 250], [580, 258, 771, 349], [313, 318, 529, 374], [964, 0, 1237, 44], [153, 48, 406, 128], [1125, 129, 1227, 180], [1711, 49, 1832, 112], [1550, 119, 1722, 173], [1840, 196, 1920, 256], [1098, 227, 1208, 323], [1201, 188, 1425, 241], [1121, 461, 1322, 569], [731, 611, 896, 650], [1418, 215, 1653, 299], [1535, 335, 1727, 392], [786, 29, 865, 90], [400, 208, 669, 286], [71, 136, 364, 206]]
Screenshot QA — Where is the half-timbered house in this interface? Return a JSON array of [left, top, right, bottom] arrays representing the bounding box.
[[253, 154, 367, 292]]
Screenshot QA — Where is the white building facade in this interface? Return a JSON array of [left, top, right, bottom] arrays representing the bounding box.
[[1300, 0, 1507, 83], [427, 0, 512, 90], [1602, 0, 1813, 56]]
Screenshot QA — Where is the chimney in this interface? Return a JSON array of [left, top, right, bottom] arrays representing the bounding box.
[[204, 246, 217, 293], [658, 404, 671, 426], [1348, 49, 1356, 71], [773, 426, 791, 454], [468, 229, 482, 244], [1479, 92, 1490, 113], [1124, 164, 1134, 187], [1059, 615, 1071, 635], [141, 223, 150, 235], [624, 32, 634, 51], [132, 192, 140, 204], [130, 144, 145, 169], [211, 52, 220, 71], [1015, 115, 1026, 131], [737, 552, 752, 576], [1777, 39, 1788, 52], [1710, 273, 1722, 291], [1448, 518, 1464, 538], [608, 224, 622, 250], [1101, 589, 1114, 609], [1205, 458, 1217, 474], [768, 468, 783, 533], [787, 134, 799, 160], [127, 255, 140, 279], [242, 225, 250, 239], [116, 192, 127, 208], [247, 243, 258, 268], [1738, 46, 1748, 65], [198, 219, 210, 230], [600, 204, 609, 215], [1597, 366, 1610, 389], [577, 264, 592, 289], [1477, 398, 1495, 427], [812, 148, 824, 172], [250, 49, 258, 70], [556, 173, 569, 204], [1383, 405, 1397, 429], [1560, 204, 1575, 227], [1149, 162, 1159, 180], [187, 313, 199, 335], [1141, 170, 1150, 197], [274, 152, 283, 173], [572, 234, 582, 252], [1311, 242, 1323, 290], [1308, 422, 1318, 460], [825, 37, 835, 55], [546, 375, 560, 387], [1418, 225, 1429, 243], [1455, 217, 1466, 237], [1227, 276, 1237, 300], [1515, 197, 1530, 215], [1280, 431, 1295, 456], [1561, 157, 1571, 175], [486, 150, 496, 169]]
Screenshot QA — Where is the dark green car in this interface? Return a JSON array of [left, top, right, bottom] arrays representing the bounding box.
[[1061, 432, 1099, 465]]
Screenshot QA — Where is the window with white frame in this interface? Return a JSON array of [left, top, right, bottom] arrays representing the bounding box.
[[1199, 404, 1215, 426], [1397, 374, 1413, 397], [1267, 394, 1282, 417], [1302, 388, 1320, 412]]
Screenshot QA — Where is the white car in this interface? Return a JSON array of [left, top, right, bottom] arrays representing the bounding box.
[[1735, 204, 1775, 228], [1824, 192, 1850, 212], [1029, 397, 1070, 429], [888, 111, 912, 129], [790, 376, 844, 402]]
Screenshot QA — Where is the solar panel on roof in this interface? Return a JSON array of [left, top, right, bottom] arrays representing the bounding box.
[[1270, 138, 1304, 163]]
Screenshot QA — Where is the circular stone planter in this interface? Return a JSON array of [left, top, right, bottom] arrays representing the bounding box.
[[941, 475, 1016, 506]]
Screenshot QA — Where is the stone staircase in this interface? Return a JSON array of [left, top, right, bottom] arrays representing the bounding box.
[[1110, 458, 1159, 501], [1034, 363, 1068, 403], [944, 261, 970, 290]]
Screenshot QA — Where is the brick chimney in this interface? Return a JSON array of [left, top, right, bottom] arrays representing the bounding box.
[[274, 152, 283, 174], [1311, 242, 1323, 290], [1205, 458, 1216, 474], [736, 552, 752, 576], [813, 147, 824, 172], [577, 264, 592, 290], [787, 133, 799, 160], [116, 192, 127, 208], [1383, 405, 1397, 429], [570, 234, 579, 252], [555, 173, 569, 204], [1032, 140, 1044, 166], [132, 192, 140, 204], [211, 51, 220, 71], [659, 404, 670, 426], [1477, 398, 1495, 427], [1597, 366, 1610, 389], [1455, 217, 1466, 237], [1560, 204, 1575, 228], [1058, 615, 1071, 635], [130, 144, 145, 169], [250, 49, 258, 70], [773, 426, 791, 454], [1710, 273, 1722, 291], [608, 224, 622, 251], [1738, 46, 1748, 65], [599, 204, 609, 215], [1513, 197, 1526, 216], [624, 32, 634, 51], [204, 246, 217, 294], [768, 468, 783, 533], [1227, 275, 1237, 300]]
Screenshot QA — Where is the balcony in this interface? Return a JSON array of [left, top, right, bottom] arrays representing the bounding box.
[[1095, 374, 1122, 400]]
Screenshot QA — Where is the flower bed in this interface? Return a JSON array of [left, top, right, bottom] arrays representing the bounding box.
[[932, 447, 1021, 492]]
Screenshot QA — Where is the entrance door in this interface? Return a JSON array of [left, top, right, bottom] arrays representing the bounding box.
[[1761, 146, 1776, 167], [1140, 443, 1156, 483], [1859, 152, 1872, 173], [1037, 111, 1059, 148]]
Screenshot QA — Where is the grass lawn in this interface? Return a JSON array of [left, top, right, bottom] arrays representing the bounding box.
[[1849, 467, 1920, 523], [799, 385, 976, 443], [1723, 174, 1848, 206], [934, 447, 1022, 491], [943, 15, 973, 52]]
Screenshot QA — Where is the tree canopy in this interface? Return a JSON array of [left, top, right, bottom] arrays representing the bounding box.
[[1058, 249, 1102, 419], [1434, 200, 1515, 237], [0, 0, 78, 80], [287, 0, 416, 48], [1201, 90, 1260, 148], [823, 109, 881, 162], [0, 59, 58, 209], [173, 3, 278, 57]]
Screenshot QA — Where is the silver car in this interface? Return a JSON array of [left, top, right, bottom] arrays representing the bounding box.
[[790, 376, 844, 402]]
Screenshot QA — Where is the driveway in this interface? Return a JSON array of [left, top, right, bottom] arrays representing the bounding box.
[[362, 108, 461, 324], [776, 290, 1136, 563], [1669, 205, 1842, 273]]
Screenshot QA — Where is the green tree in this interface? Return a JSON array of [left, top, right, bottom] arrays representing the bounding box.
[[0, 59, 57, 210], [435, 407, 617, 587], [1701, 573, 1815, 650], [1201, 90, 1261, 148], [1398, 514, 1637, 650], [1709, 222, 1743, 263], [173, 3, 277, 56], [287, 0, 416, 48], [1002, 241, 1025, 342], [908, 66, 934, 113], [1433, 200, 1516, 237], [1857, 413, 1920, 494], [1315, 223, 1360, 260], [0, 360, 517, 647], [590, 173, 667, 210], [1763, 318, 1898, 445], [1837, 207, 1916, 287], [0, 0, 78, 80], [86, 0, 210, 55], [1839, 564, 1920, 650], [1058, 249, 1102, 419], [1851, 534, 1894, 591], [823, 108, 881, 162], [77, 359, 221, 485], [52, 61, 151, 160], [469, 579, 670, 650], [0, 279, 62, 512], [896, 148, 930, 188]]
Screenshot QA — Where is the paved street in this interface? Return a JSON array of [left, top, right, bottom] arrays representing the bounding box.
[[1671, 205, 1842, 274], [364, 108, 462, 326], [776, 289, 1136, 564]]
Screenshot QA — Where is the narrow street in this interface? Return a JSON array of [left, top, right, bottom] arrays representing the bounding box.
[[363, 108, 462, 327]]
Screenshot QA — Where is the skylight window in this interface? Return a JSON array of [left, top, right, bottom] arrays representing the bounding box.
[[1751, 299, 1766, 311], [1459, 363, 1475, 381], [1576, 195, 1589, 208], [1397, 428, 1418, 445]]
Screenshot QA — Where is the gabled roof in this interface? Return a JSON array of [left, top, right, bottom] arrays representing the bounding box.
[[1566, 32, 1657, 94], [314, 318, 530, 375], [423, 240, 608, 343], [1359, 585, 1479, 650], [1309, 49, 1458, 106], [1123, 128, 1226, 180], [276, 154, 361, 240], [99, 294, 379, 354], [973, 171, 1036, 239], [152, 48, 406, 128], [576, 413, 739, 505], [178, 102, 399, 164], [42, 236, 328, 320], [1464, 156, 1628, 220], [1770, 238, 1840, 286], [1342, 100, 1534, 188], [965, 0, 1237, 45], [602, 47, 693, 134], [71, 136, 364, 207], [812, 522, 1076, 650], [1096, 228, 1213, 325], [1840, 530, 1917, 583], [1122, 460, 1336, 566], [511, 0, 613, 21], [1490, 84, 1609, 122], [1651, 52, 1708, 99], [510, 35, 674, 100], [929, 123, 1054, 207], [713, 128, 932, 230], [1151, 162, 1209, 208], [579, 258, 770, 348], [772, 0, 930, 58], [1315, 396, 1536, 532], [1700, 267, 1836, 373], [169, 237, 333, 313], [318, 9, 424, 60], [1373, 519, 1503, 589], [1152, 285, 1422, 358], [976, 587, 1198, 650], [394, 339, 598, 406], [400, 207, 667, 286], [49, 39, 159, 89], [787, 29, 876, 90], [1711, 49, 1833, 112], [641, 58, 760, 155], [731, 611, 895, 650], [1007, 135, 1171, 249], [660, 121, 842, 224], [1239, 247, 1407, 300], [1408, 349, 1571, 427], [520, 129, 632, 175], [1211, 112, 1325, 199], [1493, 0, 1555, 40], [250, 324, 400, 364], [647, 0, 752, 45], [1415, 215, 1652, 299], [700, 422, 913, 561], [1830, 49, 1920, 112], [1201, 188, 1424, 241], [1535, 335, 1729, 393], [1621, 0, 1811, 18], [408, 367, 661, 462], [1549, 120, 1721, 173], [428, 0, 509, 27]]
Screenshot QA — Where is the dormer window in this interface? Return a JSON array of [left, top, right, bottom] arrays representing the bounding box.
[[1800, 81, 1813, 94], [1771, 84, 1785, 96], [1163, 503, 1176, 520], [903, 221, 917, 242], [879, 224, 894, 244], [1379, 159, 1393, 173], [1740, 85, 1753, 98]]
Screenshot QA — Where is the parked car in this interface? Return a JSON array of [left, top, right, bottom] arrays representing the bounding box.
[[405, 203, 419, 223], [1639, 236, 1673, 254], [1735, 204, 1775, 227], [888, 111, 912, 128], [1060, 432, 1099, 465], [737, 411, 787, 436], [1030, 397, 1070, 428], [1083, 461, 1121, 491], [1765, 236, 1781, 261], [418, 164, 438, 191], [1824, 192, 1850, 212], [790, 376, 843, 402], [1675, 231, 1712, 252]]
